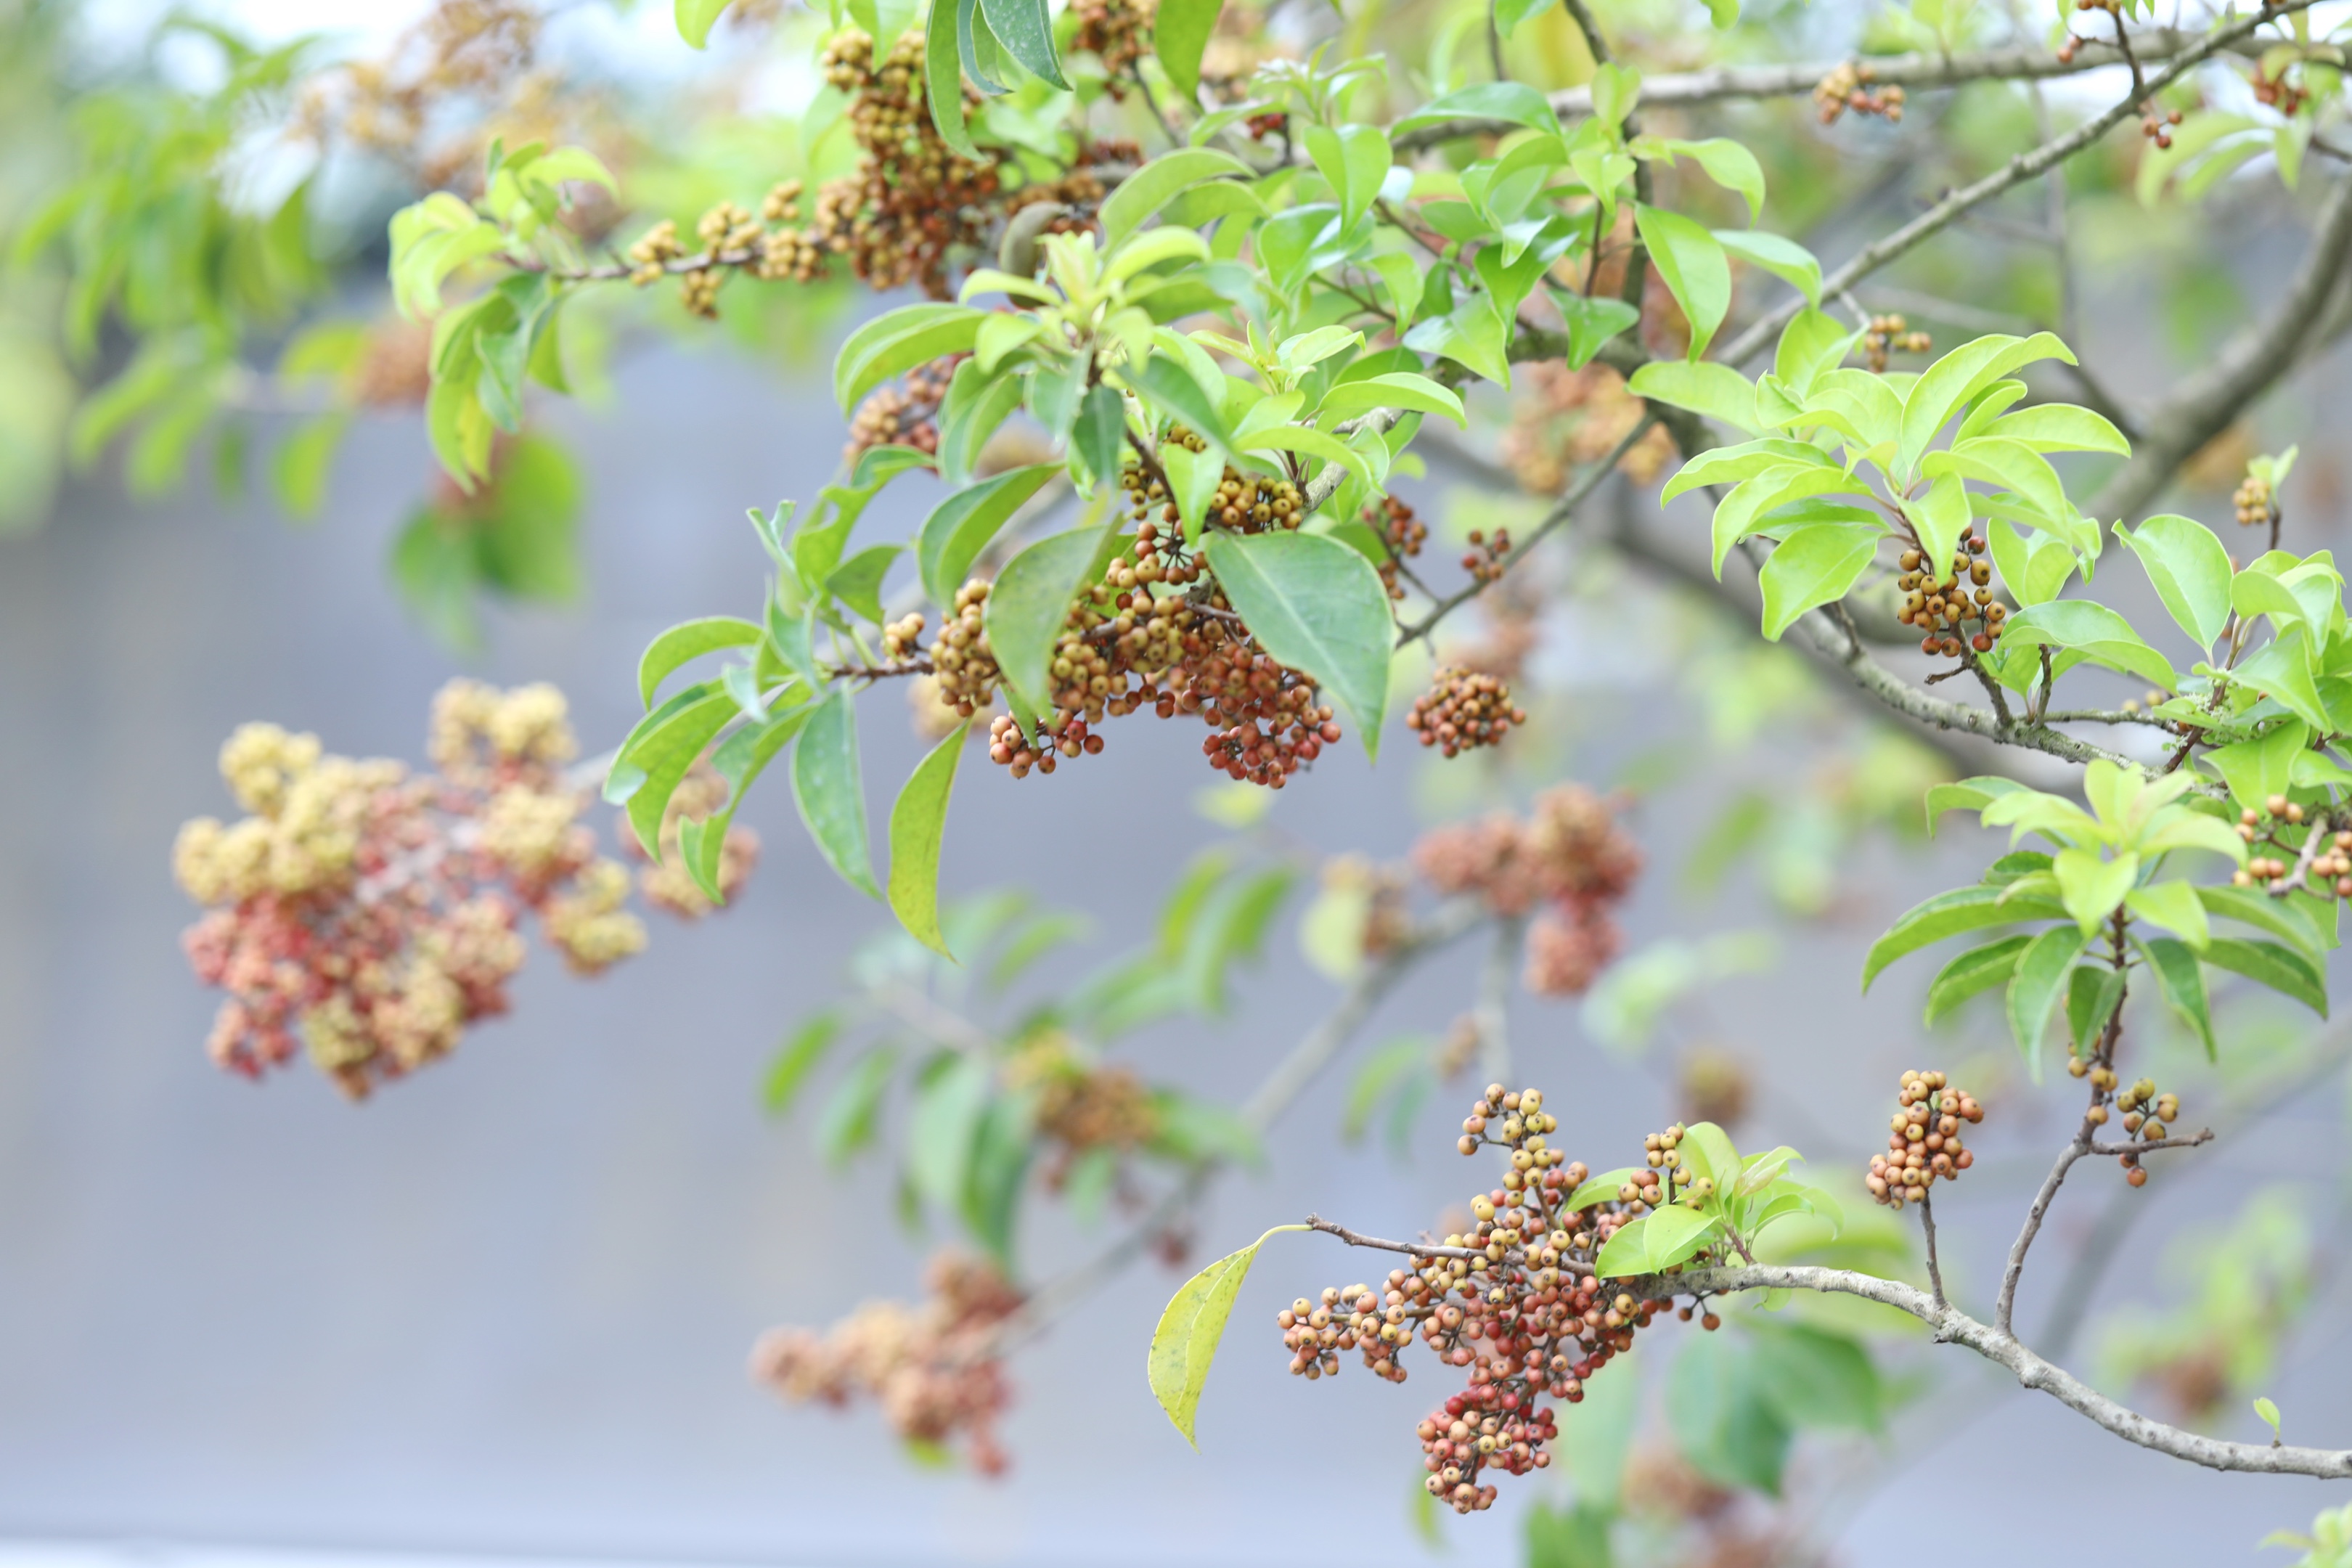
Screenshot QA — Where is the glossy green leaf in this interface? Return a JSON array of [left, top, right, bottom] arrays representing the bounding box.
[[1981, 403, 2130, 455], [2065, 963, 2126, 1056], [1749, 1321, 1880, 1432], [2008, 924, 2090, 1074], [1757, 521, 1878, 641], [1595, 1204, 1722, 1278], [1862, 883, 2067, 991], [1563, 1167, 1643, 1212], [1304, 123, 1392, 232], [791, 689, 880, 899], [1922, 934, 2031, 1024], [1896, 333, 2075, 478], [888, 724, 968, 958], [2195, 883, 2324, 957], [2203, 719, 2309, 817], [1315, 372, 1467, 428], [1627, 360, 1757, 435], [1633, 205, 1730, 360], [926, 0, 979, 156], [1151, 0, 1223, 97], [915, 462, 1060, 609], [636, 616, 761, 709], [2124, 878, 2210, 950], [1148, 1223, 1307, 1446], [1075, 382, 1128, 486], [1392, 82, 1561, 138], [835, 303, 985, 412], [978, 0, 1068, 86], [2118, 513, 2234, 650], [2203, 936, 2328, 1017], [2231, 628, 2332, 732], [910, 1053, 992, 1212], [986, 523, 1114, 720], [613, 686, 737, 859], [1556, 293, 1641, 368], [1201, 530, 1393, 759], [2053, 847, 2139, 935], [1715, 229, 1819, 305], [1997, 601, 2180, 693], [682, 699, 812, 903]]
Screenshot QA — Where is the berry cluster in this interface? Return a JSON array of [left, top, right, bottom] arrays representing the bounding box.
[[1245, 111, 1289, 141], [1407, 668, 1527, 758], [1412, 787, 1642, 996], [846, 351, 963, 463], [1461, 528, 1511, 587], [751, 1251, 1022, 1474], [2233, 800, 2352, 899], [1368, 494, 1426, 600], [1006, 1028, 1161, 1186], [2139, 103, 2184, 149], [1812, 60, 1906, 123], [2253, 62, 2309, 118], [1895, 534, 2007, 658], [1120, 438, 1307, 534], [2067, 1054, 2185, 1186], [1864, 1069, 1981, 1209], [1281, 1086, 1717, 1515], [1497, 361, 1675, 495], [1068, 0, 1152, 95], [173, 682, 748, 1097], [2234, 470, 2280, 531], [953, 507, 1340, 788], [1861, 313, 1932, 373]]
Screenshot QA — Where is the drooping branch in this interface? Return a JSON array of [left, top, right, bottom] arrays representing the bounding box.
[[1628, 1264, 2352, 1479], [2088, 170, 2352, 524], [1389, 28, 2273, 150]]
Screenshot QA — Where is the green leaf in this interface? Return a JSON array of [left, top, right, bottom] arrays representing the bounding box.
[[1075, 382, 1128, 486], [685, 700, 812, 902], [1665, 139, 1764, 221], [978, 0, 1068, 86], [2065, 963, 2126, 1056], [960, 1091, 1034, 1264], [888, 725, 968, 958], [1670, 1331, 1790, 1495], [1748, 1321, 1880, 1432], [1315, 372, 1468, 428], [1556, 293, 1641, 368], [1563, 1167, 1643, 1212], [1304, 124, 1392, 232], [1897, 333, 2076, 478], [1494, 0, 1559, 40], [765, 1012, 841, 1114], [1981, 403, 2130, 456], [1715, 229, 1820, 306], [2008, 924, 2091, 1074], [611, 686, 737, 857], [2232, 629, 2332, 732], [1997, 601, 2181, 694], [1923, 935, 2031, 1024], [1757, 521, 1879, 641], [1626, 360, 1757, 435], [2053, 847, 2139, 935], [2194, 883, 2324, 957], [1101, 148, 1252, 244], [835, 304, 984, 412], [926, 0, 979, 157], [1392, 82, 1561, 139], [1633, 205, 1731, 360], [915, 462, 1061, 608], [1131, 354, 1236, 452], [2204, 719, 2310, 817], [817, 1048, 897, 1166], [2135, 936, 2216, 1060], [1862, 884, 2067, 991], [1201, 530, 1394, 760], [828, 543, 902, 624], [985, 523, 1111, 719], [2124, 879, 2210, 951], [675, 0, 734, 47], [791, 689, 880, 899], [910, 1053, 992, 1213], [1924, 775, 2025, 833], [271, 414, 349, 520], [1148, 1223, 1307, 1446], [1151, 0, 1223, 97], [2118, 514, 2234, 650], [1595, 1205, 1723, 1278], [638, 616, 762, 709], [2203, 936, 2328, 1017]]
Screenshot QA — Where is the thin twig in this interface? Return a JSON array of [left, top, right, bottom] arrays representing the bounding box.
[[1918, 1188, 1947, 1312]]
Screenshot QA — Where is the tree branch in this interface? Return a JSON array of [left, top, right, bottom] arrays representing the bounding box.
[[2088, 169, 2352, 524], [1390, 27, 2277, 150], [1627, 1264, 2352, 1478]]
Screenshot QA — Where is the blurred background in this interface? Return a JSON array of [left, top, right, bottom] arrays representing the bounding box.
[[4, 0, 2352, 1563]]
